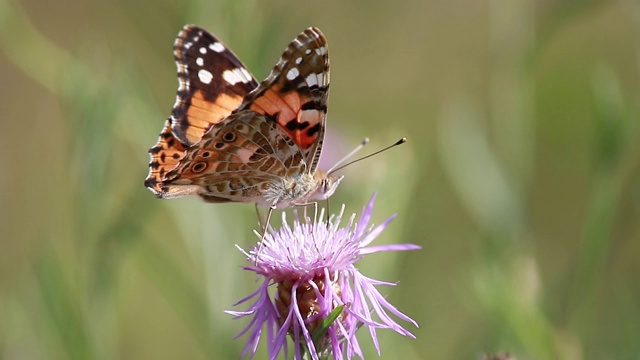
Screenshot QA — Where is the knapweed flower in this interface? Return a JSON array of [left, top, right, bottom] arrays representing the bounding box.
[[226, 194, 420, 360]]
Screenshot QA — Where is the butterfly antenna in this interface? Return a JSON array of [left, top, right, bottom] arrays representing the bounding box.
[[327, 138, 370, 174], [328, 138, 407, 175]]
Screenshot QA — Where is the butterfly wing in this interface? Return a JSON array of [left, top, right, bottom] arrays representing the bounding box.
[[170, 25, 259, 145], [145, 120, 190, 196], [237, 27, 329, 175], [160, 27, 330, 206], [145, 25, 259, 197], [163, 111, 306, 205]]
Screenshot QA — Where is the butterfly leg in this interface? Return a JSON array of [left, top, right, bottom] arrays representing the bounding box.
[[255, 205, 275, 264], [293, 201, 319, 224], [304, 201, 318, 224], [324, 198, 330, 223], [255, 203, 264, 232]]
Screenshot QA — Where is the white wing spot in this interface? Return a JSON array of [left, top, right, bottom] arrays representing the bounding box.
[[198, 69, 213, 84], [317, 72, 326, 86], [286, 67, 300, 81], [222, 70, 239, 85], [210, 42, 225, 52], [199, 47, 207, 54], [305, 49, 312, 55], [306, 74, 318, 87], [300, 109, 322, 125], [223, 68, 252, 85], [196, 57, 204, 66], [315, 46, 327, 56], [295, 57, 303, 65]]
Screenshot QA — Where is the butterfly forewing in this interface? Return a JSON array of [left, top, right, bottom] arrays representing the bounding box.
[[145, 25, 259, 197], [171, 25, 259, 146], [238, 27, 329, 174]]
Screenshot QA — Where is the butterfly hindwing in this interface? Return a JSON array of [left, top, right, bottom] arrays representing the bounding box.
[[163, 111, 304, 205], [145, 120, 191, 196], [172, 25, 260, 146], [238, 27, 329, 174]]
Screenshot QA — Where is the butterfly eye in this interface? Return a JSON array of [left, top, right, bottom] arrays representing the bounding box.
[[192, 162, 207, 173], [222, 132, 236, 142]]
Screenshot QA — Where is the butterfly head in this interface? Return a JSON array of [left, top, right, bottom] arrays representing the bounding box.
[[309, 171, 344, 201]]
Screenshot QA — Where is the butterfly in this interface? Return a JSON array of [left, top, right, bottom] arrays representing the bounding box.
[[145, 25, 342, 218]]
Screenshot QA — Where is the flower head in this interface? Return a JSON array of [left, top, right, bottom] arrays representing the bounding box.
[[227, 194, 420, 359]]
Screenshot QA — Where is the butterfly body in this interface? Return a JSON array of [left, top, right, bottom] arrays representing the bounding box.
[[145, 26, 340, 209]]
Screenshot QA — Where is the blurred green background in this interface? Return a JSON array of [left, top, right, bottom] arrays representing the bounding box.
[[2, 0, 639, 359]]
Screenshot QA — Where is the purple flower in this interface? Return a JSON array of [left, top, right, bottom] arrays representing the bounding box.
[[226, 194, 420, 360]]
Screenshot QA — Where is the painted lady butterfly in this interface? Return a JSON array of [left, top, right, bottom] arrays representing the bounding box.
[[145, 26, 342, 215]]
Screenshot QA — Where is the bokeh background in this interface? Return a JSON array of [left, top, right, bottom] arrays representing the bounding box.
[[2, 0, 640, 359]]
